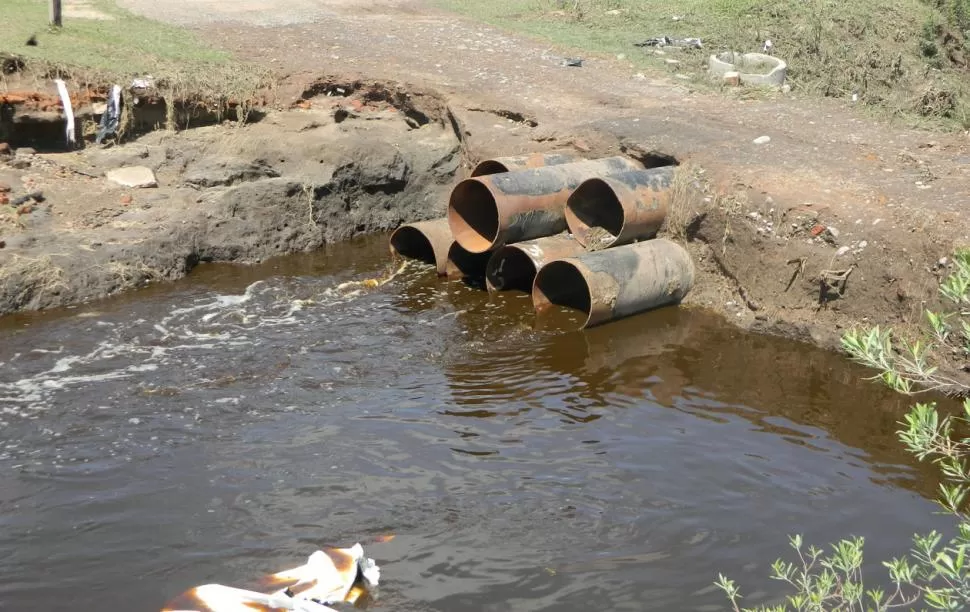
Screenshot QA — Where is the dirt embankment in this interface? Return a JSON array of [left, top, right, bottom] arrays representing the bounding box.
[[0, 67, 966, 353], [0, 77, 463, 314]]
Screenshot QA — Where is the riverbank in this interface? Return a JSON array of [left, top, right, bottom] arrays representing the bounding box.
[[2, 0, 969, 353]]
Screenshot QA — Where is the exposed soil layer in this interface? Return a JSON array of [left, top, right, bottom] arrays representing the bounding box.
[[0, 78, 463, 314], [4, 0, 970, 352]]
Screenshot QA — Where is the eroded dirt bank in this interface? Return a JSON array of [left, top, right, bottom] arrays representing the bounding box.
[[0, 78, 462, 313], [0, 68, 967, 353]]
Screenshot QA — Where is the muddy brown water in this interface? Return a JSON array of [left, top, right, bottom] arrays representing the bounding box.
[[0, 234, 947, 611]]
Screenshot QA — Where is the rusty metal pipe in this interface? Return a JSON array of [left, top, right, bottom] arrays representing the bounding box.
[[532, 238, 694, 328], [448, 156, 643, 254], [470, 150, 586, 177], [445, 242, 492, 280], [389, 218, 453, 276], [565, 167, 675, 250], [485, 234, 585, 293]]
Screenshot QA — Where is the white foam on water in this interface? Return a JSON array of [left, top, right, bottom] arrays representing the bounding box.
[[0, 271, 407, 420]]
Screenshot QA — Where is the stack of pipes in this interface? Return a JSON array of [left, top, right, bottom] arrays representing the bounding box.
[[389, 152, 694, 328]]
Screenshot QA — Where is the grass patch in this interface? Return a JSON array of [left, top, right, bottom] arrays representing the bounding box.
[[432, 0, 970, 130], [0, 0, 272, 122]]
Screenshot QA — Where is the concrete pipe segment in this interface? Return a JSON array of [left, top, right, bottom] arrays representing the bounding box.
[[565, 167, 675, 250], [389, 218, 454, 276], [448, 156, 643, 253], [485, 234, 586, 293], [445, 242, 493, 280], [470, 150, 586, 177], [532, 238, 694, 328]]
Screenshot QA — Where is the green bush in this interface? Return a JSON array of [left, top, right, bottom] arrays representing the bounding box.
[[716, 250, 970, 611]]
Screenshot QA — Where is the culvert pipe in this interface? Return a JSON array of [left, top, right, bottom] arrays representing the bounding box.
[[485, 234, 585, 293], [448, 156, 643, 254], [565, 167, 675, 250], [470, 151, 586, 177], [445, 242, 493, 280], [389, 218, 453, 276], [532, 238, 694, 328]]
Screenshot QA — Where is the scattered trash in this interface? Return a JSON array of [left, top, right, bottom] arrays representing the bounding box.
[[634, 36, 703, 49], [161, 544, 380, 612], [753, 135, 771, 145], [96, 85, 123, 144], [810, 224, 826, 237], [563, 58, 583, 67], [106, 166, 158, 189], [762, 39, 773, 54], [54, 78, 76, 148]]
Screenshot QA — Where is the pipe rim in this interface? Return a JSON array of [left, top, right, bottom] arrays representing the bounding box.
[[470, 160, 510, 177], [564, 178, 624, 248], [448, 179, 500, 253], [389, 225, 437, 267], [485, 246, 538, 292], [532, 260, 593, 328], [446, 242, 490, 279]]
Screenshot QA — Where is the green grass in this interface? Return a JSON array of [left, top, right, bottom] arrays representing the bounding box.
[[432, 0, 970, 129], [0, 0, 270, 113]]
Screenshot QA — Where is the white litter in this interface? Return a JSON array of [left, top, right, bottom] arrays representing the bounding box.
[[161, 543, 380, 612], [54, 78, 75, 147]]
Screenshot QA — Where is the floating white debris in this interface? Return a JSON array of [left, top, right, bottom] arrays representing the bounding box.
[[161, 543, 380, 612]]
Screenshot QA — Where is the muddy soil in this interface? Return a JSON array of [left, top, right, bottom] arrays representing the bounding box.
[[0, 78, 463, 314]]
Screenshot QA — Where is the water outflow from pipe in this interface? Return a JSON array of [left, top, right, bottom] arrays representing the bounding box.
[[485, 234, 585, 293], [445, 242, 493, 280], [448, 156, 643, 254], [532, 238, 694, 328], [389, 218, 453, 276], [470, 151, 586, 177], [565, 167, 675, 250]]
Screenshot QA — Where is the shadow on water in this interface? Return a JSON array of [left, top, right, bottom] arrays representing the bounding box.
[[0, 233, 955, 612]]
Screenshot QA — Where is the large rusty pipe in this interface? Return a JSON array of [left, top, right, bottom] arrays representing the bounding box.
[[470, 150, 586, 177], [445, 242, 492, 280], [389, 218, 453, 276], [448, 156, 643, 254], [485, 234, 585, 293], [532, 238, 694, 328], [565, 167, 675, 250]]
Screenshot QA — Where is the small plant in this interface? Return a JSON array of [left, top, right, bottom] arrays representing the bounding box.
[[716, 249, 970, 611]]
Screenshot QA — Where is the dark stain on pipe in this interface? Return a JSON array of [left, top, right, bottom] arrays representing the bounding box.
[[389, 218, 453, 276], [470, 151, 586, 177], [565, 167, 675, 250], [445, 242, 492, 280], [532, 239, 694, 328], [448, 156, 643, 253], [485, 234, 585, 293]]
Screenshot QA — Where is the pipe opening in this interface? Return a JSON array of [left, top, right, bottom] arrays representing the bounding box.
[[533, 261, 591, 321], [389, 226, 436, 266], [565, 179, 624, 246], [446, 242, 492, 279], [448, 180, 499, 253], [470, 160, 510, 177], [486, 248, 537, 292]]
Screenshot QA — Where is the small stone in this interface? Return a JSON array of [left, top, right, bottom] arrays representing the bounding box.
[[16, 147, 36, 156], [723, 71, 741, 86], [810, 224, 826, 236], [91, 102, 107, 115], [9, 158, 30, 170], [0, 240, 5, 249], [128, 417, 140, 425], [616, 53, 626, 60], [836, 246, 851, 257], [0, 181, 10, 193], [665, 59, 680, 65], [939, 257, 949, 267], [120, 194, 133, 205], [781, 84, 792, 94], [826, 226, 840, 238], [0, 142, 10, 156], [0, 194, 8, 206], [753, 135, 771, 145], [858, 240, 868, 249], [105, 166, 157, 188]]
